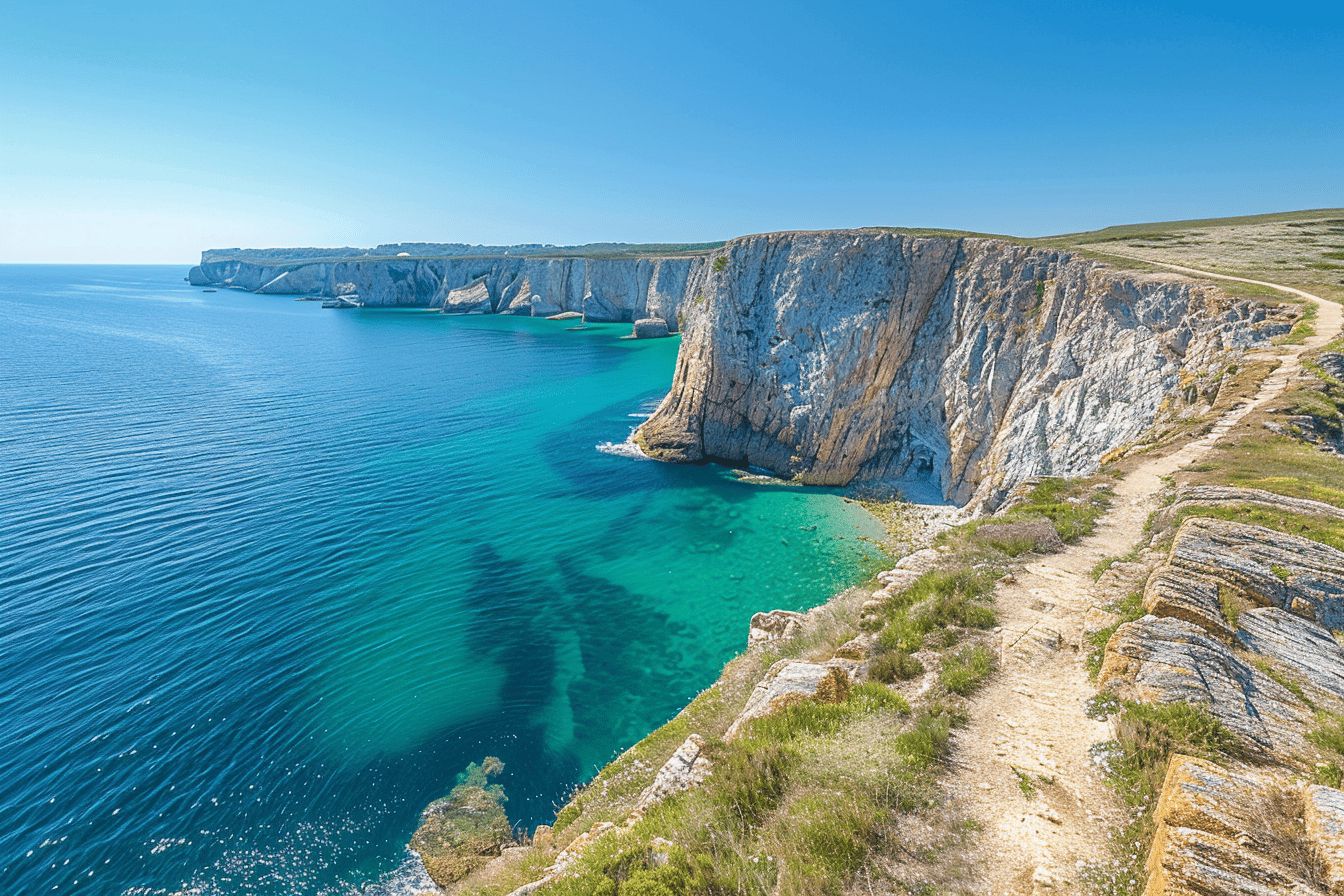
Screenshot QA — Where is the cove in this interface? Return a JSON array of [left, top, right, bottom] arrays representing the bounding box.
[[0, 266, 886, 895]]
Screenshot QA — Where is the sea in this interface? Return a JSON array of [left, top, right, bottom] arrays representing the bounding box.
[[0, 265, 886, 895]]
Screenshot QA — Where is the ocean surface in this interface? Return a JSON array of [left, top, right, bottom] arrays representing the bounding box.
[[0, 266, 886, 895]]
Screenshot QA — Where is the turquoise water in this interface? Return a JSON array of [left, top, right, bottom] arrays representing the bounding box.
[[0, 266, 885, 895]]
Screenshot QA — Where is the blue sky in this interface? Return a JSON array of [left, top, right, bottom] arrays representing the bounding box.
[[1, 1, 1340, 262]]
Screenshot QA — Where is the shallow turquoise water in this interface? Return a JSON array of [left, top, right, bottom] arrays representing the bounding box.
[[0, 266, 886, 895]]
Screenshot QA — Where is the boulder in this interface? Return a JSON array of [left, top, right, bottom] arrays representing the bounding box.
[[747, 609, 805, 647], [1099, 615, 1311, 757], [632, 318, 670, 339], [547, 311, 584, 321], [1144, 754, 1320, 896], [725, 659, 856, 739]]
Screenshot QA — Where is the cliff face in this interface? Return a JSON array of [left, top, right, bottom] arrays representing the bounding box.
[[635, 230, 1277, 508], [189, 252, 709, 325]]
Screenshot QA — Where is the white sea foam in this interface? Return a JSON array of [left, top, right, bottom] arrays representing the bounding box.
[[354, 851, 436, 895], [596, 436, 651, 460]]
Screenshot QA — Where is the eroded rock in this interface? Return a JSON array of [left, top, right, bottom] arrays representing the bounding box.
[[442, 278, 494, 314], [1236, 607, 1344, 709], [1164, 517, 1344, 631], [634, 734, 711, 811], [725, 659, 857, 739], [747, 609, 806, 647], [1144, 754, 1321, 896], [1099, 615, 1311, 757], [632, 318, 670, 338], [410, 757, 513, 888]]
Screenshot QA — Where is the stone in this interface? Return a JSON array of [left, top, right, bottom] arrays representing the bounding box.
[[1236, 607, 1344, 709], [726, 659, 857, 739], [632, 318, 670, 338], [1142, 563, 1233, 639], [635, 735, 710, 811], [1163, 517, 1344, 631], [1099, 615, 1312, 757], [547, 311, 584, 320], [747, 609, 805, 647], [1144, 755, 1322, 896], [1303, 785, 1344, 894], [410, 758, 513, 888]]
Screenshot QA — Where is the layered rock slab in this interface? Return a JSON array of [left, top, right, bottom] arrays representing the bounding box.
[[1144, 754, 1330, 896], [1098, 615, 1312, 757]]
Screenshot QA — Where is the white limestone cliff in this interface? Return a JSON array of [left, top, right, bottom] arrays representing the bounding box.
[[634, 229, 1281, 508]]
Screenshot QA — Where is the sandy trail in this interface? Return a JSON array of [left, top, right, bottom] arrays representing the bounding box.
[[943, 260, 1341, 895]]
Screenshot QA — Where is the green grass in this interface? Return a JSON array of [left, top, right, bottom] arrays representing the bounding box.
[[1085, 590, 1144, 679], [873, 566, 998, 654], [1012, 767, 1037, 798], [939, 644, 995, 696], [1091, 701, 1244, 896], [540, 689, 959, 896], [868, 650, 925, 683]]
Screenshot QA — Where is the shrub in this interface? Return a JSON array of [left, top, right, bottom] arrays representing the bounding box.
[[713, 255, 728, 272], [869, 650, 924, 683], [813, 668, 851, 704], [939, 645, 995, 695]]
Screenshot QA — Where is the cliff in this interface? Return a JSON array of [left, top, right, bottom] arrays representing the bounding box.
[[635, 230, 1278, 508], [188, 245, 715, 325]]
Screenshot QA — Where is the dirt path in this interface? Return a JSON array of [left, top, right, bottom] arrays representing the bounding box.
[[943, 262, 1341, 895]]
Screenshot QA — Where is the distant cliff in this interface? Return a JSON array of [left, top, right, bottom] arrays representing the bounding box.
[[634, 230, 1282, 508], [188, 244, 719, 325]]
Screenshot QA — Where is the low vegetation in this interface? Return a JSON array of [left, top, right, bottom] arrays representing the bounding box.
[[1089, 702, 1243, 896]]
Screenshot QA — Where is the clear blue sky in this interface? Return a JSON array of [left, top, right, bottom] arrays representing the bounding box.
[[1, 0, 1340, 262]]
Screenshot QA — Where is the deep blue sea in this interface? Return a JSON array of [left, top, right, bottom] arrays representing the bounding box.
[[0, 266, 885, 895]]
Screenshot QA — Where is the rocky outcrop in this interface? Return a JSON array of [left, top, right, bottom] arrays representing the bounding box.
[[725, 658, 856, 739], [409, 757, 514, 889], [190, 248, 711, 327], [634, 734, 711, 812], [635, 230, 1280, 507], [632, 318, 670, 339], [1236, 607, 1344, 708], [1099, 614, 1312, 757], [442, 278, 493, 314], [1164, 517, 1344, 631], [1158, 485, 1344, 528], [1144, 754, 1336, 896]]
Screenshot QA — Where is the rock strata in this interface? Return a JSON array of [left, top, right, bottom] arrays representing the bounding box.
[[1144, 754, 1330, 896], [1099, 614, 1311, 757]]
